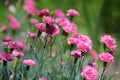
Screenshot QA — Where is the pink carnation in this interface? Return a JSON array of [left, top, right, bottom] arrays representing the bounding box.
[[88, 62, 97, 68], [30, 18, 39, 25], [35, 23, 46, 32], [15, 40, 26, 50], [71, 50, 82, 58], [0, 24, 8, 33], [76, 34, 92, 52], [2, 36, 13, 42], [100, 35, 116, 52], [39, 77, 47, 80], [46, 24, 59, 37], [67, 37, 79, 45], [81, 65, 98, 80], [66, 9, 80, 16], [0, 52, 14, 62], [99, 52, 114, 62], [89, 50, 99, 60], [23, 59, 36, 66], [12, 50, 24, 58], [37, 9, 50, 17], [26, 31, 37, 39], [43, 16, 54, 24], [54, 9, 65, 18], [7, 14, 20, 30]]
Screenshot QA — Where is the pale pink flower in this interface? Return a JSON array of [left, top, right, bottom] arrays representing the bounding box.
[[71, 50, 82, 58], [9, 74, 13, 80], [100, 35, 116, 52], [0, 24, 8, 33], [7, 14, 20, 31], [0, 52, 14, 62], [59, 21, 77, 33], [76, 34, 92, 52], [26, 31, 37, 39], [35, 23, 46, 32], [99, 52, 114, 62], [81, 65, 98, 80], [46, 24, 59, 37], [89, 50, 99, 60], [8, 5, 16, 13], [23, 59, 36, 66], [60, 61, 65, 66], [66, 9, 80, 16], [2, 42, 9, 47], [12, 50, 24, 58], [23, 0, 37, 15], [39, 77, 47, 80], [37, 9, 50, 17], [30, 18, 39, 25], [43, 16, 54, 24], [67, 37, 79, 45], [54, 9, 65, 18]]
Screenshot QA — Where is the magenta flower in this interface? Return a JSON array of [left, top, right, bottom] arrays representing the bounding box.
[[43, 16, 54, 24], [7, 14, 20, 31], [23, 0, 37, 15], [99, 52, 114, 62], [2, 36, 13, 42], [39, 77, 47, 80], [12, 50, 24, 58], [66, 9, 80, 16], [81, 65, 98, 80], [37, 9, 50, 17], [67, 37, 79, 45], [0, 52, 14, 62], [35, 23, 46, 32], [30, 18, 38, 25], [100, 35, 116, 52], [71, 50, 82, 58], [89, 50, 98, 60], [23, 59, 36, 66], [46, 24, 59, 37], [76, 34, 92, 52], [26, 31, 37, 39], [88, 62, 97, 68], [15, 40, 26, 50], [54, 9, 65, 18]]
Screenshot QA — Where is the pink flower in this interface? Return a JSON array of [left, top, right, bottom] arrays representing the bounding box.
[[100, 35, 116, 52], [60, 61, 65, 66], [54, 9, 65, 18], [15, 40, 26, 50], [46, 24, 59, 37], [88, 62, 97, 67], [71, 50, 82, 58], [89, 50, 98, 60], [4, 0, 9, 6], [76, 34, 92, 52], [30, 18, 38, 25], [37, 9, 50, 17], [0, 52, 14, 62], [35, 23, 46, 32], [43, 16, 54, 24], [0, 24, 8, 33], [59, 21, 77, 33], [66, 9, 80, 16], [81, 65, 98, 80], [23, 59, 36, 66], [12, 50, 24, 58], [23, 0, 37, 15], [2, 36, 13, 42], [67, 37, 79, 45], [26, 31, 37, 39], [99, 52, 114, 62], [8, 5, 16, 13], [39, 77, 47, 80], [7, 14, 20, 31], [9, 74, 13, 80]]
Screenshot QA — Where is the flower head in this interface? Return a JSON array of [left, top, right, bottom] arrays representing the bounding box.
[[23, 59, 36, 66], [39, 77, 47, 80], [0, 24, 8, 33], [30, 18, 38, 25], [66, 9, 80, 16], [35, 23, 46, 32], [99, 52, 114, 62], [12, 50, 24, 58], [0, 52, 14, 62], [89, 50, 99, 60], [71, 50, 82, 58], [26, 31, 37, 39], [43, 16, 54, 24], [67, 37, 79, 45], [100, 35, 116, 52], [37, 9, 50, 17], [54, 9, 65, 18], [81, 65, 98, 80]]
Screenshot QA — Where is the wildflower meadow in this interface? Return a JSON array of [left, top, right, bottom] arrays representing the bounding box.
[[0, 0, 120, 80]]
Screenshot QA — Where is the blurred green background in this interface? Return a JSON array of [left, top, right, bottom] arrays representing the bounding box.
[[0, 0, 120, 78]]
